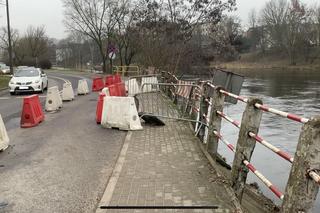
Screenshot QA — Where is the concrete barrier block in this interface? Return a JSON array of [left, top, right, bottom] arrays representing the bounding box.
[[0, 114, 9, 151], [45, 86, 63, 112], [101, 96, 143, 131], [62, 82, 75, 101]]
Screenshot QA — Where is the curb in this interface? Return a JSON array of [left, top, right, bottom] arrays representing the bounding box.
[[95, 131, 132, 213], [188, 123, 244, 212]]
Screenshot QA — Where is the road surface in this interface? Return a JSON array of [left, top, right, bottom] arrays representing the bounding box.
[[0, 71, 126, 212]]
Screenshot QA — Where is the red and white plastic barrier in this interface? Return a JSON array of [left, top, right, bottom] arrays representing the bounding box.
[[0, 114, 9, 151], [213, 131, 285, 200], [21, 95, 45, 128]]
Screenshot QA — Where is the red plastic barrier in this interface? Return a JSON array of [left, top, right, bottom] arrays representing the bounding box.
[[116, 82, 126, 97], [108, 84, 118, 96], [21, 95, 45, 128], [105, 74, 122, 87], [96, 93, 106, 124], [114, 74, 122, 84], [92, 77, 104, 92], [105, 75, 113, 87]]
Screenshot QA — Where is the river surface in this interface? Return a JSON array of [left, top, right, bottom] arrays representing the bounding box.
[[217, 70, 320, 210]]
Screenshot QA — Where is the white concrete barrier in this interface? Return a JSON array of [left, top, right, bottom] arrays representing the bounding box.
[[62, 82, 75, 101], [101, 87, 110, 96], [126, 79, 140, 96], [45, 86, 63, 112], [141, 76, 159, 93], [77, 79, 90, 95], [0, 114, 9, 151], [101, 96, 143, 131]]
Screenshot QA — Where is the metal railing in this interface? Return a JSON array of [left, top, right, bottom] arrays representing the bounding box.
[[113, 66, 140, 76], [153, 71, 320, 212], [126, 70, 320, 211]]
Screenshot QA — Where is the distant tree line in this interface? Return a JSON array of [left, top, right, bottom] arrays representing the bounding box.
[[0, 26, 54, 69], [244, 0, 320, 65], [62, 0, 236, 73], [2, 0, 315, 72]]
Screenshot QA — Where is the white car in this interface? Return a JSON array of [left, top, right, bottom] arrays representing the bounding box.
[[9, 67, 48, 95], [0, 63, 10, 74]]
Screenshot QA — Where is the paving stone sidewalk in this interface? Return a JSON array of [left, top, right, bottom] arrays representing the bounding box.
[[99, 116, 239, 213]]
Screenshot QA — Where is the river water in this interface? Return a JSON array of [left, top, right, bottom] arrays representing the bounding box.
[[217, 70, 320, 209]]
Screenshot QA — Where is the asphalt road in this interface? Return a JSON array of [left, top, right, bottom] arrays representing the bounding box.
[[0, 71, 126, 212]]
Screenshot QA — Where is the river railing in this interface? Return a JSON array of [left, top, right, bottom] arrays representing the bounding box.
[[129, 70, 320, 212]]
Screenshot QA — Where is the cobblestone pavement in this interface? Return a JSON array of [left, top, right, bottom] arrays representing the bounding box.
[[101, 117, 237, 213]]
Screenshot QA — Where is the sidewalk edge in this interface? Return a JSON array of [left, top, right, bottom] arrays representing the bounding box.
[[95, 131, 132, 213], [189, 123, 244, 213]]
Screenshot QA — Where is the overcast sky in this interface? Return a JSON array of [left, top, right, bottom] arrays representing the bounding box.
[[0, 0, 318, 39]]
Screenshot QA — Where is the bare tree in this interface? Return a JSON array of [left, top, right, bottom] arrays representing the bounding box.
[[63, 0, 122, 73], [133, 0, 236, 72], [249, 9, 257, 29], [25, 26, 48, 66], [261, 0, 288, 50], [113, 0, 138, 66]]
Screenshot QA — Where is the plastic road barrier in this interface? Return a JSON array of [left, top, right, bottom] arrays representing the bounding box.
[[92, 77, 104, 92], [21, 95, 45, 128], [77, 79, 90, 95], [126, 78, 140, 96], [45, 86, 63, 112], [108, 84, 119, 96], [101, 96, 143, 131], [96, 93, 106, 124], [0, 114, 9, 151], [62, 82, 75, 101], [105, 74, 122, 87], [105, 75, 114, 87], [101, 87, 110, 96], [116, 82, 126, 97]]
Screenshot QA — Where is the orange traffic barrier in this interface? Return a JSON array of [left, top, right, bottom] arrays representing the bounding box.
[[96, 93, 106, 124], [21, 95, 45, 128], [92, 77, 104, 92]]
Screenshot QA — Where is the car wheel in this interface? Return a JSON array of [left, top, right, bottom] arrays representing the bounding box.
[[10, 92, 15, 96], [45, 80, 48, 90]]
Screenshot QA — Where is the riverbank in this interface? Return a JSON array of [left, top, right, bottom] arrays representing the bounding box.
[[214, 52, 320, 74]]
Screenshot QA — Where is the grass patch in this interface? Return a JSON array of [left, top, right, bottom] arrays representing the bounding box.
[[0, 75, 10, 89]]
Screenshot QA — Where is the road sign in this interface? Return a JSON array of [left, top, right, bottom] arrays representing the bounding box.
[[108, 52, 116, 60]]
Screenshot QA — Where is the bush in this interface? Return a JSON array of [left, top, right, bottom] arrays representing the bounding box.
[[39, 59, 52, 69]]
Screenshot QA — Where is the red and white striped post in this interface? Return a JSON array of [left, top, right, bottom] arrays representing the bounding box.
[[231, 98, 263, 202], [281, 116, 320, 212]]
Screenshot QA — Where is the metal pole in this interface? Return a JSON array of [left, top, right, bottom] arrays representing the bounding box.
[[6, 0, 13, 74]]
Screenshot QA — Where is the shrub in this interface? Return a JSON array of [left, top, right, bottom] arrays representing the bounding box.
[[39, 59, 52, 69]]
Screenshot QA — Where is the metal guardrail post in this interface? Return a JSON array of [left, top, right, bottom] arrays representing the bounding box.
[[207, 87, 225, 158], [281, 116, 320, 213], [231, 98, 263, 202]]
